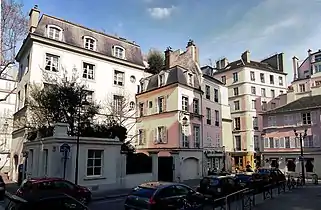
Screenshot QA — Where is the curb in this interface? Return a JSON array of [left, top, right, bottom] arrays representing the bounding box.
[[91, 193, 129, 201]]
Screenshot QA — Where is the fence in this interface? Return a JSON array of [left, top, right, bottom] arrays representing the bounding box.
[[209, 181, 302, 210]]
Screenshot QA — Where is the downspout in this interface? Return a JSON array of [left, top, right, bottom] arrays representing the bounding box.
[[200, 89, 204, 177]]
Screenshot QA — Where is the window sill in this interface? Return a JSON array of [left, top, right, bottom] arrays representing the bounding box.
[[82, 78, 96, 83], [84, 176, 106, 181]]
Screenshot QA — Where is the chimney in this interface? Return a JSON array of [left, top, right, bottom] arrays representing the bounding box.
[[164, 46, 173, 69], [292, 56, 298, 80], [241, 50, 250, 63], [29, 5, 40, 33], [186, 39, 200, 65], [220, 58, 228, 68], [308, 49, 312, 56]]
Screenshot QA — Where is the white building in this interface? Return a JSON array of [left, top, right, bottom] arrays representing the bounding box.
[[0, 65, 17, 174], [11, 6, 150, 181]]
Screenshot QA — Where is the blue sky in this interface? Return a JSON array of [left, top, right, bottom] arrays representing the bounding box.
[[21, 0, 321, 83]]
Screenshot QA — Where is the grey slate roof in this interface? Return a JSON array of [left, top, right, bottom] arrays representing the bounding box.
[[143, 66, 201, 93], [263, 95, 321, 114], [33, 14, 145, 67], [208, 60, 287, 75]]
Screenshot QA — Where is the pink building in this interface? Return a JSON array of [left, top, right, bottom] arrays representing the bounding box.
[[261, 95, 321, 176]]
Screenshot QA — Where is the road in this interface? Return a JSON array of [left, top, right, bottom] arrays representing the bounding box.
[[89, 197, 125, 210]]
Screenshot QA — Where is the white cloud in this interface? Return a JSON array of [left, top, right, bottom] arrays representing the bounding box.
[[147, 6, 176, 19]]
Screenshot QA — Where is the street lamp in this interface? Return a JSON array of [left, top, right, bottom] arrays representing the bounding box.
[[294, 129, 307, 185]]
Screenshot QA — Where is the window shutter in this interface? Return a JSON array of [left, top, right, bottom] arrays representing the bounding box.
[[311, 111, 318, 124], [143, 130, 146, 144], [154, 98, 158, 113], [313, 135, 320, 148], [153, 128, 158, 144], [163, 127, 168, 143], [264, 138, 269, 148], [290, 137, 295, 148], [163, 96, 167, 112], [280, 137, 285, 148]]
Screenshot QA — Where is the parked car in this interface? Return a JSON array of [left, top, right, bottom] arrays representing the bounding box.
[[5, 191, 89, 210], [124, 182, 204, 210], [197, 176, 242, 199], [0, 175, 6, 199], [16, 177, 92, 204], [234, 172, 264, 191], [208, 170, 231, 176], [257, 168, 286, 185]]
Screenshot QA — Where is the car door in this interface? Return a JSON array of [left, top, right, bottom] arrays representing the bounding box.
[[226, 178, 236, 194], [155, 186, 177, 210], [53, 181, 76, 198], [175, 185, 203, 208]]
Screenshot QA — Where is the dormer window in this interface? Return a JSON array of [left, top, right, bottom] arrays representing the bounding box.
[[112, 46, 125, 59], [47, 25, 63, 41], [159, 74, 165, 87], [188, 73, 193, 86], [83, 36, 96, 51]]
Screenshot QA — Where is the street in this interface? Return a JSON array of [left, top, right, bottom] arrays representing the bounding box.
[[89, 197, 126, 210]]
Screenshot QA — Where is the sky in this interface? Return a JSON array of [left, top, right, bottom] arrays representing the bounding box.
[[20, 0, 321, 84]]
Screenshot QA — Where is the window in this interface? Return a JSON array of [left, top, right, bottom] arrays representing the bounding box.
[[157, 126, 166, 143], [254, 136, 259, 151], [251, 86, 256, 94], [215, 110, 219, 126], [182, 126, 189, 148], [234, 101, 240, 110], [262, 101, 267, 111], [235, 136, 241, 151], [82, 62, 94, 80], [113, 95, 123, 114], [45, 53, 59, 72], [149, 101, 153, 108], [139, 103, 144, 117], [302, 112, 311, 125], [113, 46, 125, 59], [129, 101, 135, 110], [268, 116, 277, 126], [315, 65, 321, 73], [299, 84, 305, 92], [271, 102, 276, 109], [193, 99, 199, 114], [285, 137, 290, 148], [279, 76, 283, 86], [271, 89, 275, 98], [233, 72, 238, 82], [261, 88, 266, 97], [315, 54, 321, 62], [269, 75, 274, 84], [159, 74, 165, 86], [275, 138, 280, 148], [138, 129, 145, 145], [24, 84, 28, 105], [158, 97, 164, 113], [269, 137, 274, 148], [114, 70, 124, 86], [130, 75, 136, 83], [87, 150, 103, 176], [253, 117, 258, 130], [193, 126, 200, 148], [182, 96, 189, 111], [234, 117, 240, 130], [205, 85, 210, 99], [251, 100, 256, 109], [233, 87, 239, 96], [315, 81, 321, 86], [188, 73, 193, 86], [86, 91, 93, 103], [280, 90, 284, 94], [47, 25, 62, 40], [84, 36, 96, 50], [214, 89, 219, 102], [260, 73, 265, 83], [206, 108, 211, 125], [221, 76, 226, 84], [250, 71, 255, 81]]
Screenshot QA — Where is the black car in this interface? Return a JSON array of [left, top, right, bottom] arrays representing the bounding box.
[[197, 176, 241, 199], [234, 172, 264, 191], [257, 168, 286, 185], [124, 182, 204, 210], [4, 191, 89, 210]]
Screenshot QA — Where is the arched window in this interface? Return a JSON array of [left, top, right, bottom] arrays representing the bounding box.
[[112, 45, 125, 59], [47, 25, 63, 41], [83, 36, 97, 51]]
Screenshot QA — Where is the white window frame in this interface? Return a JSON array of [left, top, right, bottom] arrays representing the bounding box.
[[233, 72, 238, 82], [271, 89, 275, 98], [47, 25, 63, 41], [86, 149, 103, 177], [193, 125, 200, 148], [302, 112, 311, 125], [83, 36, 97, 51], [138, 129, 145, 145], [82, 62, 95, 80], [250, 71, 255, 81], [112, 45, 126, 59], [182, 96, 189, 111], [299, 84, 306, 92], [251, 86, 256, 94], [182, 126, 189, 148], [188, 73, 193, 86], [45, 53, 59, 72], [157, 126, 165, 143], [114, 70, 125, 86], [251, 100, 256, 109], [113, 95, 123, 114], [261, 88, 266, 97], [279, 76, 283, 85], [159, 74, 165, 86], [234, 101, 240, 110]]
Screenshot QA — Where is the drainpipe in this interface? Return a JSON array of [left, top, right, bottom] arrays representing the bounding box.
[[200, 90, 205, 177]]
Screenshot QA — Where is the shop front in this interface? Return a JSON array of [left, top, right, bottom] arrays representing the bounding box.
[[204, 149, 225, 171], [231, 151, 255, 170]]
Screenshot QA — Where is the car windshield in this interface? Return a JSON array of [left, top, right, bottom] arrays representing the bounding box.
[[258, 169, 270, 174], [201, 178, 219, 186], [131, 187, 156, 198], [235, 174, 251, 180]]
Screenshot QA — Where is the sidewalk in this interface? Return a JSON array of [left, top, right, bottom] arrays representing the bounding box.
[[252, 184, 321, 210]]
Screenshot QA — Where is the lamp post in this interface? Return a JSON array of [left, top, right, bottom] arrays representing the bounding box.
[[222, 146, 226, 170], [3, 121, 8, 151], [294, 129, 307, 185]]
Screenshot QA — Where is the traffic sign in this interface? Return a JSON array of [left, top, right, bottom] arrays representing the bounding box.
[[60, 143, 71, 152]]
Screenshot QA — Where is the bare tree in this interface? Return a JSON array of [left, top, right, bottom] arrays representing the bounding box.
[[1, 0, 28, 66]]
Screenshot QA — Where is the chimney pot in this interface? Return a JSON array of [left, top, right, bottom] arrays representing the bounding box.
[[164, 47, 172, 69], [292, 56, 298, 80]]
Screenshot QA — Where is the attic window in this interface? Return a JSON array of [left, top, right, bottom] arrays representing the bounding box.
[[188, 73, 193, 86], [112, 46, 125, 59], [159, 74, 165, 86], [47, 25, 63, 41], [83, 36, 96, 51]]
